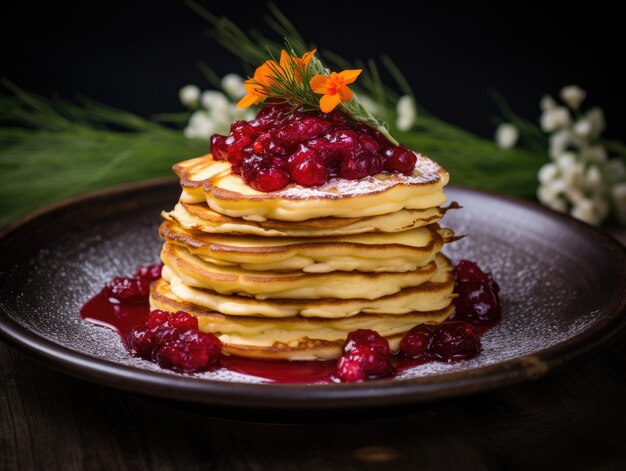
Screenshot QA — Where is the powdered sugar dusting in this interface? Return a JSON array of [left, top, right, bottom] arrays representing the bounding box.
[[0, 185, 621, 391], [275, 153, 444, 199]]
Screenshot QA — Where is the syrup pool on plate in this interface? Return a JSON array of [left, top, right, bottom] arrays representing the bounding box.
[[80, 260, 502, 384]]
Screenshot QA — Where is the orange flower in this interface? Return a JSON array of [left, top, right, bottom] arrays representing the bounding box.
[[279, 49, 316, 79], [309, 69, 362, 113], [237, 60, 279, 108]]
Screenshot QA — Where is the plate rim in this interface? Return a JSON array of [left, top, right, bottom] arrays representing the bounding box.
[[1, 178, 626, 409]]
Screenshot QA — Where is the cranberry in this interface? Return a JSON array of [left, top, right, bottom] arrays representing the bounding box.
[[454, 260, 500, 293], [343, 329, 391, 356], [146, 309, 170, 328], [151, 326, 184, 355], [453, 282, 502, 325], [383, 146, 416, 174], [106, 276, 150, 303], [336, 357, 367, 382], [135, 263, 163, 281], [399, 324, 435, 357], [154, 330, 222, 373], [290, 148, 328, 186], [127, 326, 156, 359], [359, 134, 380, 154], [209, 103, 426, 192], [427, 321, 481, 362], [168, 311, 199, 330], [210, 134, 230, 160], [274, 117, 332, 146], [251, 167, 290, 192], [346, 346, 393, 376]]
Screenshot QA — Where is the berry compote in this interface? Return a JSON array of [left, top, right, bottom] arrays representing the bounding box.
[[210, 102, 417, 192], [81, 260, 501, 383]]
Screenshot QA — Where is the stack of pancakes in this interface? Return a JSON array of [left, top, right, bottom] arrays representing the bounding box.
[[150, 153, 456, 360]]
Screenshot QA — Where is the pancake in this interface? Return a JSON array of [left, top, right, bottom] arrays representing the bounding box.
[[163, 202, 447, 238], [174, 154, 449, 221], [150, 278, 454, 360], [159, 219, 449, 273], [161, 252, 454, 318], [161, 241, 439, 300]]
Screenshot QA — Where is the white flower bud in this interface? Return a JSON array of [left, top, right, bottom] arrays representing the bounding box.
[[570, 198, 602, 226], [573, 119, 592, 139], [581, 144, 607, 163], [540, 106, 571, 132], [179, 84, 200, 108], [556, 152, 577, 172], [564, 186, 585, 205], [549, 129, 572, 159], [583, 165, 603, 189], [560, 85, 586, 110], [495, 123, 519, 149], [184, 111, 216, 139], [562, 162, 584, 188], [540, 94, 558, 111], [538, 163, 559, 184], [221, 74, 246, 99], [396, 95, 417, 131], [537, 185, 568, 212], [585, 107, 606, 139], [201, 91, 231, 114]]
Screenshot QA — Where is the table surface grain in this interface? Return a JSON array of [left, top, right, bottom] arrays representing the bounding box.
[[2, 230, 626, 471]]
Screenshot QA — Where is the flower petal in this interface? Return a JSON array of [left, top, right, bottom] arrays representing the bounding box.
[[320, 93, 342, 113], [338, 85, 353, 102], [302, 49, 317, 65], [237, 93, 263, 109], [310, 75, 330, 94], [279, 50, 291, 69], [337, 69, 362, 84]]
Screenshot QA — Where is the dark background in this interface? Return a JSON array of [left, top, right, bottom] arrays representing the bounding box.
[[2, 0, 624, 140]]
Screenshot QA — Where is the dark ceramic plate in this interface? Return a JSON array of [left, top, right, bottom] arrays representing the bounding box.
[[1, 179, 625, 409]]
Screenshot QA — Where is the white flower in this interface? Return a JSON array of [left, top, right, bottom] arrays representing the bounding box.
[[540, 106, 571, 132], [179, 85, 200, 108], [221, 74, 246, 99], [585, 107, 606, 139], [611, 183, 626, 225], [560, 85, 586, 110], [561, 161, 584, 188], [573, 119, 592, 138], [537, 184, 567, 212], [201, 91, 231, 114], [549, 129, 572, 159], [538, 163, 559, 184], [396, 95, 417, 131], [570, 198, 602, 226], [583, 165, 603, 189], [540, 94, 558, 111], [184, 110, 216, 139], [564, 185, 585, 205], [581, 144, 607, 163], [556, 152, 577, 172], [591, 192, 610, 221], [495, 123, 519, 149]]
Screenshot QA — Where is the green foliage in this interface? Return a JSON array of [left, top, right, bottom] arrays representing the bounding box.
[[0, 4, 549, 225]]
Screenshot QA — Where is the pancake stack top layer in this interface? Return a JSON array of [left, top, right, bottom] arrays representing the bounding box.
[[151, 153, 456, 360]]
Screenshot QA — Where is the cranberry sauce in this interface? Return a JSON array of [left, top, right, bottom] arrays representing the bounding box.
[[80, 260, 501, 383], [210, 102, 417, 192]]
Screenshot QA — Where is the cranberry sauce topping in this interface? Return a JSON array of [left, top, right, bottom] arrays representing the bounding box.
[[81, 260, 501, 383], [210, 102, 417, 192], [451, 260, 502, 326]]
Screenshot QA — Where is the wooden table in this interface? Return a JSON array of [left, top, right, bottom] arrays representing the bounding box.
[[2, 230, 626, 470]]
